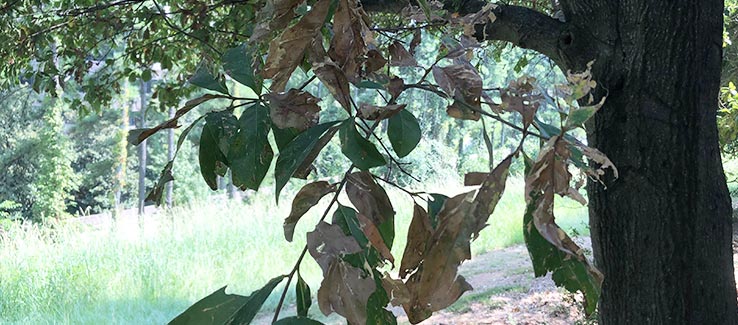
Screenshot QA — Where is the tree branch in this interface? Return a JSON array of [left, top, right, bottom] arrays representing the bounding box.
[[360, 1, 569, 69]]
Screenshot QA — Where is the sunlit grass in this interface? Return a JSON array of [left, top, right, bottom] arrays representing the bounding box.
[[0, 177, 587, 324]]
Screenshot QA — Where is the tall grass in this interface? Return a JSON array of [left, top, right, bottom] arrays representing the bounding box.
[[0, 177, 587, 324]]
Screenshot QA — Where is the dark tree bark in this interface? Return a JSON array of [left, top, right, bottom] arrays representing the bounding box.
[[362, 0, 737, 323]]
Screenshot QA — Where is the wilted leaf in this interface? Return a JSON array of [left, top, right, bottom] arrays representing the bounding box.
[[316, 261, 375, 324], [262, 0, 332, 91], [222, 43, 262, 94], [365, 49, 387, 73], [357, 213, 395, 265], [464, 172, 488, 186], [190, 60, 229, 95], [387, 109, 421, 158], [228, 104, 273, 191], [501, 77, 542, 129], [168, 286, 248, 325], [381, 273, 411, 306], [357, 103, 405, 121], [523, 137, 603, 315], [388, 77, 405, 99], [145, 115, 206, 205], [296, 273, 312, 318], [432, 65, 483, 121], [250, 0, 304, 43], [338, 119, 387, 170], [388, 41, 418, 67], [312, 59, 352, 113], [409, 29, 422, 55], [267, 89, 321, 131], [284, 181, 337, 242], [329, 0, 371, 83], [399, 204, 433, 278], [128, 94, 220, 146], [307, 222, 364, 273], [345, 172, 395, 248], [402, 191, 475, 324], [275, 121, 342, 201], [469, 155, 513, 239]]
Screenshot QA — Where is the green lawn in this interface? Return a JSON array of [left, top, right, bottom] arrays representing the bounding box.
[[0, 178, 587, 324]]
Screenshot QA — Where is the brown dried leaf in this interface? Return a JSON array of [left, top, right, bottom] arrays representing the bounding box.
[[500, 76, 542, 129], [402, 191, 475, 324], [409, 29, 422, 55], [357, 103, 406, 121], [388, 41, 418, 67], [580, 145, 619, 183], [357, 213, 395, 265], [446, 101, 481, 121], [262, 0, 332, 91], [463, 172, 488, 186], [365, 49, 387, 73], [399, 203, 433, 278], [345, 172, 395, 226], [307, 222, 363, 273], [388, 77, 405, 99], [284, 181, 338, 242], [469, 155, 512, 239], [381, 273, 411, 306], [317, 260, 375, 324], [312, 59, 352, 114], [267, 89, 321, 131], [329, 0, 370, 83], [432, 64, 483, 120]]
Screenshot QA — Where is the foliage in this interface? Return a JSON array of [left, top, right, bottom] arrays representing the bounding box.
[[1, 0, 617, 324]]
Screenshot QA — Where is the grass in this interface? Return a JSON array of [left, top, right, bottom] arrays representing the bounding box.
[[0, 177, 587, 324]]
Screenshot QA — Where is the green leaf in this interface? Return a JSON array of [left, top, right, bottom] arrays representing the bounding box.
[[141, 69, 152, 82], [230, 275, 286, 324], [331, 204, 369, 248], [273, 317, 324, 325], [427, 193, 448, 229], [199, 111, 239, 190], [387, 109, 421, 158], [274, 121, 342, 201], [222, 43, 262, 94], [273, 127, 301, 151], [168, 286, 247, 325], [565, 106, 598, 129], [355, 80, 384, 89], [365, 272, 397, 325], [339, 119, 386, 170], [190, 60, 229, 95], [296, 273, 312, 318], [228, 104, 273, 191], [416, 0, 433, 21], [513, 55, 529, 73]]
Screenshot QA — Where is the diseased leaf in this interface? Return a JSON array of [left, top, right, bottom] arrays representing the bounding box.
[[267, 89, 321, 131], [293, 126, 340, 179], [128, 94, 220, 146], [273, 316, 324, 325], [469, 154, 513, 239], [399, 204, 433, 278], [316, 261, 375, 324], [402, 191, 475, 324], [262, 0, 332, 91], [345, 172, 395, 249], [312, 59, 352, 113], [222, 43, 262, 94], [463, 172, 488, 186], [284, 181, 338, 242], [190, 60, 229, 95], [307, 222, 364, 273], [230, 275, 287, 324], [329, 0, 371, 83], [199, 111, 238, 190], [168, 286, 247, 325], [275, 121, 342, 201], [388, 77, 405, 99], [338, 119, 386, 170], [388, 41, 418, 67], [365, 49, 387, 73], [523, 136, 604, 316], [357, 103, 405, 121], [387, 109, 421, 158], [432, 65, 483, 121], [296, 273, 312, 318], [357, 213, 395, 265], [381, 272, 411, 307], [228, 104, 273, 191], [500, 77, 542, 129], [409, 29, 422, 55], [146, 115, 206, 205]]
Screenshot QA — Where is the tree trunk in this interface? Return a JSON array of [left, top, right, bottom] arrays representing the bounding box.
[[137, 80, 148, 216], [578, 1, 738, 323], [166, 106, 175, 208]]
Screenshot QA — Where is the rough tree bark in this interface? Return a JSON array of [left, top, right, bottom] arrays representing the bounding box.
[[361, 0, 738, 323]]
